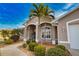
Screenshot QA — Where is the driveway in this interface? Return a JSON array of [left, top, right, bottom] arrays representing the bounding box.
[[59, 43, 79, 56], [0, 42, 27, 56]]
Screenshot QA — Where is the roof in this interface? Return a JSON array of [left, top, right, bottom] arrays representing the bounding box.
[[52, 6, 79, 23]]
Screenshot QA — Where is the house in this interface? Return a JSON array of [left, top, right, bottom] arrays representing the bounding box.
[[54, 7, 79, 49], [24, 16, 57, 44], [24, 7, 79, 49]]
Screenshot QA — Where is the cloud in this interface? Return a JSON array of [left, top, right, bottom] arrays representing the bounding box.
[[55, 10, 66, 17], [63, 3, 73, 10]]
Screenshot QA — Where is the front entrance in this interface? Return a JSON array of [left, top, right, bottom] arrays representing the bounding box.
[[27, 25, 36, 40]]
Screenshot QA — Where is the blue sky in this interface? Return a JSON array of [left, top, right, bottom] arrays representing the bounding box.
[[0, 3, 79, 29]]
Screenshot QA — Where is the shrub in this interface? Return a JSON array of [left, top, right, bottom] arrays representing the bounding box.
[[10, 35, 19, 42], [22, 43, 27, 48], [31, 39, 36, 43], [56, 45, 66, 51], [26, 40, 31, 44], [28, 42, 37, 51], [34, 45, 46, 56], [46, 47, 66, 56], [26, 39, 36, 44], [4, 39, 13, 44]]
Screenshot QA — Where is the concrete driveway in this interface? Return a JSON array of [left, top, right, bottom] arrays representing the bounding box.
[[0, 42, 27, 56]]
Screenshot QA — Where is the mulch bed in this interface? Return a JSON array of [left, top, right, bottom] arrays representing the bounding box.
[[18, 44, 56, 56], [19, 43, 71, 56]]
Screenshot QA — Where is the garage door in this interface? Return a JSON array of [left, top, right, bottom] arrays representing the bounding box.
[[69, 24, 79, 49]]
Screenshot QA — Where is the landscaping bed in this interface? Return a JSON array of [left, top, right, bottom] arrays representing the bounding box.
[[19, 40, 71, 56]]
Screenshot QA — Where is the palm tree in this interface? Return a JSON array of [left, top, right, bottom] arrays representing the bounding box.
[[30, 3, 54, 29], [42, 5, 54, 19], [29, 3, 44, 42], [29, 4, 57, 44], [29, 3, 44, 24]]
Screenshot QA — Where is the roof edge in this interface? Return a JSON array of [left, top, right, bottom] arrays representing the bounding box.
[[55, 6, 79, 22]]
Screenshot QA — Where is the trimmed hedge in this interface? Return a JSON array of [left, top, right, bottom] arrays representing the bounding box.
[[26, 40, 30, 44], [46, 48, 66, 56], [26, 39, 36, 44], [4, 39, 13, 44], [22, 43, 27, 48], [34, 45, 46, 56], [28, 42, 37, 51], [56, 45, 66, 51]]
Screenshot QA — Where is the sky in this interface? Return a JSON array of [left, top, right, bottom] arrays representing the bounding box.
[[0, 3, 79, 29]]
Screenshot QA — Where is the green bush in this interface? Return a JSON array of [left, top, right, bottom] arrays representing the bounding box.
[[26, 39, 36, 44], [28, 42, 37, 51], [26, 40, 31, 44], [31, 39, 36, 43], [10, 35, 19, 42], [56, 45, 66, 51], [4, 39, 13, 44], [22, 43, 27, 48], [34, 45, 46, 56], [46, 48, 66, 56]]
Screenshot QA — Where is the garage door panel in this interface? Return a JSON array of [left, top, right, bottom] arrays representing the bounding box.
[[69, 24, 79, 49]]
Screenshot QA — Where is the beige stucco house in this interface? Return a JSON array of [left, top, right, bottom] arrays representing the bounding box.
[[24, 7, 79, 49], [24, 16, 57, 44]]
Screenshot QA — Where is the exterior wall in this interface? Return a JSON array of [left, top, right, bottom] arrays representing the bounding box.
[[40, 16, 52, 24], [26, 16, 53, 26], [39, 24, 56, 41], [51, 26, 56, 40], [26, 17, 38, 26], [58, 8, 79, 42], [25, 16, 55, 42]]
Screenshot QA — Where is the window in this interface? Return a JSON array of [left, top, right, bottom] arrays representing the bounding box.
[[41, 26, 51, 39]]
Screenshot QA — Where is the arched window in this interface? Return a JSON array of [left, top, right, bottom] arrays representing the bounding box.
[[41, 25, 51, 39]]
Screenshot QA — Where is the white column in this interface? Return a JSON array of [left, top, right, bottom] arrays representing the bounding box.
[[28, 27, 30, 40], [36, 22, 39, 43], [24, 26, 27, 42]]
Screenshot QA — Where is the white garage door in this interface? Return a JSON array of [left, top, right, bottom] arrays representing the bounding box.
[[69, 24, 79, 49]]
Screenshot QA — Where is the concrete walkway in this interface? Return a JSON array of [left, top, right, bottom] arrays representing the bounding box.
[[0, 42, 27, 56]]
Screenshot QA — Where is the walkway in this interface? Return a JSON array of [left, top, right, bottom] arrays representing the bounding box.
[[0, 42, 27, 56]]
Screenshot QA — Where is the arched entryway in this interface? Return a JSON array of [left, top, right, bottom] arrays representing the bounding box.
[[27, 24, 36, 40]]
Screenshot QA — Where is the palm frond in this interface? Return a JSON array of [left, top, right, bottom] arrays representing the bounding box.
[[31, 9, 38, 14], [29, 13, 37, 18], [48, 10, 54, 14], [32, 3, 39, 11], [39, 3, 44, 12]]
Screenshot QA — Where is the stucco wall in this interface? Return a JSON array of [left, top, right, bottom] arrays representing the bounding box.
[[58, 8, 79, 42], [26, 16, 53, 26], [26, 17, 38, 26], [25, 16, 56, 42]]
